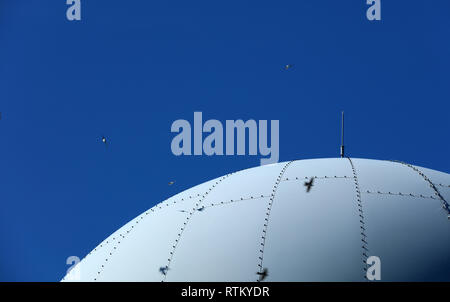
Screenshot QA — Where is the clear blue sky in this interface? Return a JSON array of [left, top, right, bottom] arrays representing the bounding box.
[[1, 0, 449, 281]]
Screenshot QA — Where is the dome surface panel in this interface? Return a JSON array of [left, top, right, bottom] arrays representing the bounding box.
[[281, 158, 353, 180], [363, 193, 450, 281], [352, 159, 435, 197], [263, 175, 362, 281], [166, 197, 270, 282], [204, 163, 283, 204], [412, 166, 450, 205]]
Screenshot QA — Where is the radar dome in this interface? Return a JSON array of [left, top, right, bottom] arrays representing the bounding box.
[[63, 158, 450, 282]]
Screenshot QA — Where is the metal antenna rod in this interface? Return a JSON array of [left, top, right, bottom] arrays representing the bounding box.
[[340, 111, 345, 158]]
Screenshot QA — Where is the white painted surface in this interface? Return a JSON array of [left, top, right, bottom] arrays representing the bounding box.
[[63, 158, 450, 282]]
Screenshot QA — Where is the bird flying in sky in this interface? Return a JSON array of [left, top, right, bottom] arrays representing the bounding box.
[[304, 177, 314, 192], [101, 136, 108, 146]]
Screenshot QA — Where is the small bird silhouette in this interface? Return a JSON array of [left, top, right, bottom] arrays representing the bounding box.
[[168, 181, 175, 186], [304, 177, 314, 192], [257, 268, 268, 281], [159, 266, 168, 275], [101, 136, 108, 147], [197, 206, 205, 212], [284, 64, 293, 70]]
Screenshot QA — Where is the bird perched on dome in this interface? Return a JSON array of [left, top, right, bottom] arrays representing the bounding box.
[[257, 268, 268, 281]]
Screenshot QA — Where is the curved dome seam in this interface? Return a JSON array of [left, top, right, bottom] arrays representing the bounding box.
[[389, 160, 450, 217], [161, 173, 233, 281], [256, 160, 295, 281], [347, 157, 370, 280]]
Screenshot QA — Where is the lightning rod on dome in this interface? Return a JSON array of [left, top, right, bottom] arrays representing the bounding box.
[[340, 111, 345, 158]]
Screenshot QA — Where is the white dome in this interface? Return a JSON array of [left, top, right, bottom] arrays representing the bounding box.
[[63, 158, 450, 282]]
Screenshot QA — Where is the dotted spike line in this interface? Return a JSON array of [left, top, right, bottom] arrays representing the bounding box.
[[363, 190, 438, 200], [203, 195, 271, 209], [281, 175, 350, 182], [256, 161, 294, 282], [347, 158, 369, 279], [84, 193, 212, 262], [390, 160, 450, 216], [63, 207, 159, 281], [150, 193, 215, 215], [437, 183, 450, 188], [91, 178, 230, 281], [91, 209, 157, 281], [161, 173, 232, 282]]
